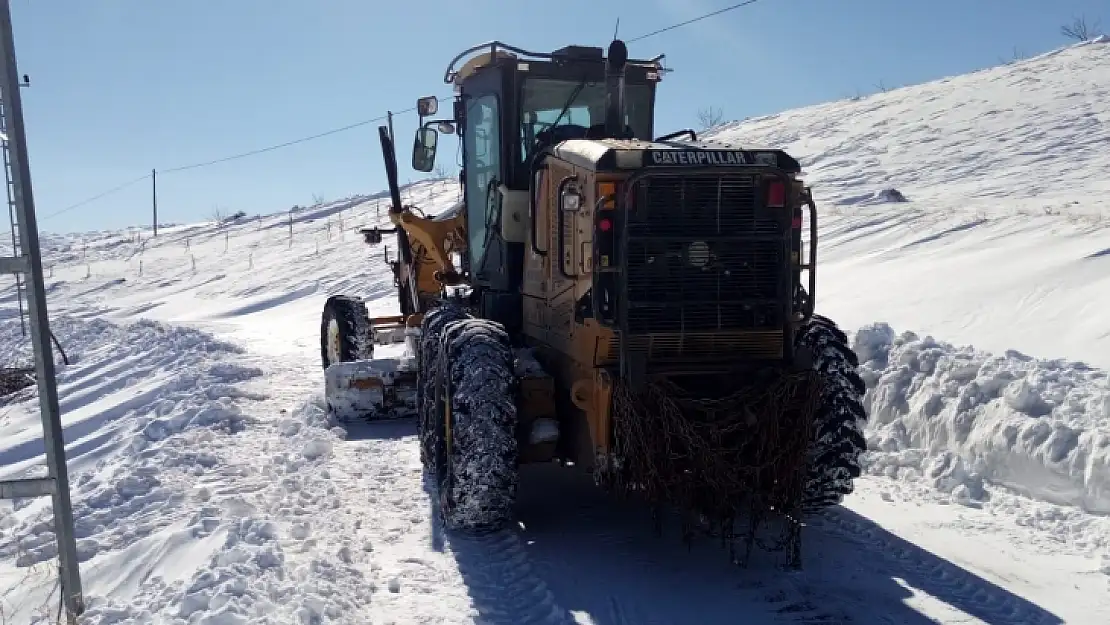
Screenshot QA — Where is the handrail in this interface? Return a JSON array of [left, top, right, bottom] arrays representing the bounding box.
[[444, 40, 665, 84]]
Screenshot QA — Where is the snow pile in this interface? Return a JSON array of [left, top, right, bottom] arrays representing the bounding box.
[[855, 323, 1110, 514], [73, 399, 381, 625], [0, 316, 269, 620]]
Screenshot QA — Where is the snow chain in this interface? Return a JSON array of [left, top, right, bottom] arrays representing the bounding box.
[[608, 370, 822, 568]]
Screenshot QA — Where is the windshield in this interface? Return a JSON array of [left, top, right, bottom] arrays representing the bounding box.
[[520, 77, 653, 163]]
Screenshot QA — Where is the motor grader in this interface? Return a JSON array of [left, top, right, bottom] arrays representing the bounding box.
[[321, 38, 867, 558]]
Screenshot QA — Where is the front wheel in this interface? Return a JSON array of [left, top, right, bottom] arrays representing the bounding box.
[[433, 317, 519, 532], [320, 295, 372, 369]]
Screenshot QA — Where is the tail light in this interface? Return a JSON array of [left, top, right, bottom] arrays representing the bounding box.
[[594, 181, 620, 325], [766, 180, 786, 208], [595, 181, 619, 268]]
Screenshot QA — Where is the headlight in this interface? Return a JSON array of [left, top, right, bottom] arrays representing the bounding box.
[[687, 241, 710, 268]]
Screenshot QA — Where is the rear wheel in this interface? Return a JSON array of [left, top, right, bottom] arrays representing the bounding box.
[[797, 316, 868, 512], [433, 317, 518, 532], [320, 295, 372, 369]]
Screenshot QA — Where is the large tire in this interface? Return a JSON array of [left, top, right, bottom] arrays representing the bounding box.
[[432, 317, 518, 532], [796, 315, 868, 512], [320, 295, 372, 369], [417, 303, 468, 469]]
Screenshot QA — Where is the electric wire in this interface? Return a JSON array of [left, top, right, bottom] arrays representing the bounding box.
[[39, 173, 151, 220], [628, 0, 764, 42], [44, 1, 767, 221]]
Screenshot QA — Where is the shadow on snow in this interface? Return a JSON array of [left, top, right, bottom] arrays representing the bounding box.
[[427, 462, 1063, 625]]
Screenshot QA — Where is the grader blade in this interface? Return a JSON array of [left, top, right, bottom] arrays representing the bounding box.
[[324, 325, 420, 422]]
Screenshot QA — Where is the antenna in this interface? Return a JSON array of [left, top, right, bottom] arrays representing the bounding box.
[[613, 17, 620, 40]]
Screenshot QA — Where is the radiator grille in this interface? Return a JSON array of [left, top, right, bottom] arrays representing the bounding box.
[[630, 174, 781, 238], [622, 173, 789, 337], [604, 331, 784, 362]]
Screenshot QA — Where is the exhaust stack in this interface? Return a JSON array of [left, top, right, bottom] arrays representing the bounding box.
[[604, 39, 628, 138]]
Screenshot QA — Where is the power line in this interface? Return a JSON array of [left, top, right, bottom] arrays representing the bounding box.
[[39, 103, 428, 221], [43, 2, 768, 223], [628, 0, 764, 42], [39, 173, 150, 220], [39, 2, 766, 223], [159, 107, 416, 174]]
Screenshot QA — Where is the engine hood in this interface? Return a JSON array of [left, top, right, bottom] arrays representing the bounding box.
[[548, 137, 801, 174]]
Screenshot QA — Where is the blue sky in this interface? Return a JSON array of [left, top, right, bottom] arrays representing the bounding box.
[[9, 0, 1105, 234]]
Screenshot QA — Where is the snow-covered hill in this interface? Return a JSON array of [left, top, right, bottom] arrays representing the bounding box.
[[0, 38, 1108, 625], [705, 36, 1110, 368]]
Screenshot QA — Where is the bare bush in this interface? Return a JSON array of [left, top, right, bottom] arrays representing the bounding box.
[[696, 106, 724, 130], [1061, 15, 1102, 42], [999, 46, 1029, 64]]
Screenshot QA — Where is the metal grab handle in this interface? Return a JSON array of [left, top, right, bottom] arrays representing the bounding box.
[[803, 189, 818, 320], [555, 175, 578, 279], [529, 165, 548, 257]]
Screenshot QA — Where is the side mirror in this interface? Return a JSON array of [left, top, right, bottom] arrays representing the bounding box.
[[437, 121, 456, 135], [412, 127, 438, 172], [360, 228, 383, 244], [417, 96, 438, 117]]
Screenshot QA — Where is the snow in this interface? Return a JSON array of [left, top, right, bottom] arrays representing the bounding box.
[[0, 39, 1107, 624], [705, 36, 1110, 369], [857, 323, 1110, 516]]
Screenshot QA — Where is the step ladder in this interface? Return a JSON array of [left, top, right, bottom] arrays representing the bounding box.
[[0, 0, 84, 619], [2, 96, 27, 336]]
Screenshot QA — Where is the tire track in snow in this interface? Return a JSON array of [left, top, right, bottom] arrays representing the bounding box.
[[442, 525, 578, 625], [810, 508, 1062, 625]]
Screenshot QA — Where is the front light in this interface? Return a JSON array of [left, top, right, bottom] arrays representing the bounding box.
[[687, 241, 710, 268]]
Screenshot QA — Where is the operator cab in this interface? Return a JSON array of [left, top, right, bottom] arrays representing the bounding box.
[[408, 41, 666, 332]]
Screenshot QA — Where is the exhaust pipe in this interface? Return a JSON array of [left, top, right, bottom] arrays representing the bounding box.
[[605, 39, 628, 138]]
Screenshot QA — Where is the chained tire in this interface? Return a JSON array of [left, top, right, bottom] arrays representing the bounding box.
[[797, 315, 868, 512], [432, 317, 518, 532], [320, 295, 372, 369], [417, 303, 468, 469]]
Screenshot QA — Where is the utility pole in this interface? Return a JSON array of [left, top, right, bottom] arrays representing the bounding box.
[[151, 168, 157, 237], [0, 0, 84, 619]]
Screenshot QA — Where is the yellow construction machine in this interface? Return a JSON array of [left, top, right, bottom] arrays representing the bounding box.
[[321, 39, 867, 563]]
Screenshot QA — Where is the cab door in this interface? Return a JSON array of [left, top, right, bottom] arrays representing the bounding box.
[[460, 70, 506, 288]]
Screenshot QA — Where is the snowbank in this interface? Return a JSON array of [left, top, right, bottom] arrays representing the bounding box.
[[0, 317, 270, 622], [855, 323, 1110, 514]]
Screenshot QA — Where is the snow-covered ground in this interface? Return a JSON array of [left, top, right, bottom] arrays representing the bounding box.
[[0, 37, 1108, 625]]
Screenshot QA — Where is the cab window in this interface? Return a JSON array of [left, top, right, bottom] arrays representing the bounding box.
[[464, 94, 501, 272]]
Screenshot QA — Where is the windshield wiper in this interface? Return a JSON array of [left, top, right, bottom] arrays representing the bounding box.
[[526, 76, 589, 162], [549, 76, 588, 130]]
